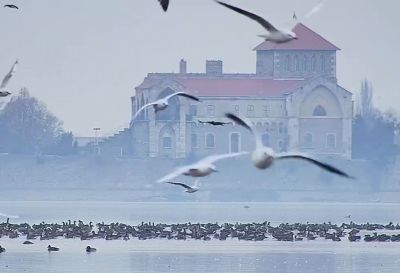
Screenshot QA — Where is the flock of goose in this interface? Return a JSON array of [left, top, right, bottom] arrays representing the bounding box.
[[1, 220, 400, 254]]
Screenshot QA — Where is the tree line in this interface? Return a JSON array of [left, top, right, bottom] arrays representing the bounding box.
[[0, 88, 75, 155]]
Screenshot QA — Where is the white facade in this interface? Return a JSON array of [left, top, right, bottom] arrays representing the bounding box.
[[130, 24, 353, 159]]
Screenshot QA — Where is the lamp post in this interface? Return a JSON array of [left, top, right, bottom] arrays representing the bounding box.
[[93, 127, 101, 154]]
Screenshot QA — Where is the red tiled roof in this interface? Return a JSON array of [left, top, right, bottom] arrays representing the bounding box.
[[254, 23, 340, 51], [137, 77, 304, 97]]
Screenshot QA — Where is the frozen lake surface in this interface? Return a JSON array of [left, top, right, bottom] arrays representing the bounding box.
[[1, 201, 400, 273]]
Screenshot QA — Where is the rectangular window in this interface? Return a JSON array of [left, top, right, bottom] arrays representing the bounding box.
[[191, 133, 198, 148], [207, 105, 215, 116], [162, 137, 172, 149], [234, 105, 240, 114], [326, 133, 336, 149], [189, 105, 197, 116], [303, 133, 313, 149], [205, 133, 216, 148], [263, 105, 270, 117], [247, 105, 255, 117]]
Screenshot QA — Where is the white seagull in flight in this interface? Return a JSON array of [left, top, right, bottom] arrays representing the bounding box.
[[131, 92, 200, 126], [225, 113, 354, 179], [215, 1, 297, 44], [157, 152, 248, 182], [0, 60, 18, 97], [165, 180, 200, 193]]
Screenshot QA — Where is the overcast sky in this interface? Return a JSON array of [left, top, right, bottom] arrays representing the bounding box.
[[0, 0, 398, 136]]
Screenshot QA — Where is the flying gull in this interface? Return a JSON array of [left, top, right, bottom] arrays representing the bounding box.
[[215, 1, 297, 43], [225, 113, 353, 178], [130, 92, 200, 126], [4, 4, 18, 9], [157, 152, 247, 182], [198, 120, 232, 126], [158, 0, 169, 12], [0, 60, 18, 97], [165, 179, 200, 193]]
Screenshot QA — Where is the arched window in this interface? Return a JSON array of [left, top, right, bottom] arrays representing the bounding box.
[[162, 136, 172, 149], [230, 133, 240, 153], [320, 55, 325, 71], [294, 55, 299, 71], [302, 56, 308, 71], [262, 133, 270, 147], [303, 133, 313, 148], [278, 122, 284, 134], [191, 134, 198, 148], [313, 105, 327, 116], [206, 133, 215, 148], [311, 55, 316, 71], [285, 55, 291, 71], [326, 134, 336, 149]]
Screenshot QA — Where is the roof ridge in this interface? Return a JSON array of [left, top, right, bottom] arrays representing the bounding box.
[[294, 23, 340, 50]]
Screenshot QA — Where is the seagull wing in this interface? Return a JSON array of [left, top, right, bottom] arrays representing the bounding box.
[[158, 0, 169, 12], [275, 154, 354, 179], [165, 92, 200, 102], [305, 0, 327, 19], [215, 1, 278, 32], [225, 112, 263, 148], [131, 102, 158, 123], [198, 151, 248, 165], [165, 181, 192, 190], [1, 60, 18, 89], [157, 166, 190, 183]]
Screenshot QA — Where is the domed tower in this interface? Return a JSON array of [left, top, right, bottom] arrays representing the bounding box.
[[254, 23, 339, 81]]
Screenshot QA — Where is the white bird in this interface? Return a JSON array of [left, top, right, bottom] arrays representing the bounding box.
[[0, 60, 18, 97], [225, 113, 354, 178], [165, 179, 200, 193], [158, 0, 169, 12], [130, 92, 200, 126], [157, 152, 248, 182], [215, 1, 297, 44]]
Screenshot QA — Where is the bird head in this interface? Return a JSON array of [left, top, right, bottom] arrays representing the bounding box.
[[288, 31, 298, 40]]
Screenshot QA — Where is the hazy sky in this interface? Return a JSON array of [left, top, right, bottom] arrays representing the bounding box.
[[0, 0, 398, 136]]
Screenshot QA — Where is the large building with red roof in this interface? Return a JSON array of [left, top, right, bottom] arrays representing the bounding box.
[[130, 23, 353, 159]]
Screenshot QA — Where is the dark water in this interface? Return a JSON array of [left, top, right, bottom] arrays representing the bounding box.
[[0, 202, 400, 273]]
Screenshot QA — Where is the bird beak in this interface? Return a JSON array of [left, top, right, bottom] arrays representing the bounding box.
[[293, 37, 298, 40]]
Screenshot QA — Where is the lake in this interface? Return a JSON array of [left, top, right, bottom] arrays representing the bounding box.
[[1, 201, 400, 273]]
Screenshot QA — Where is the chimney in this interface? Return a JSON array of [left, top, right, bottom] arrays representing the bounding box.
[[206, 60, 223, 76], [179, 59, 187, 74]]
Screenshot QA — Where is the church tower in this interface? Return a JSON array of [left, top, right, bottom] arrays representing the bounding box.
[[255, 23, 339, 81]]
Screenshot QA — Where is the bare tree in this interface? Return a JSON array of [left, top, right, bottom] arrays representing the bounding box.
[[0, 88, 64, 154]]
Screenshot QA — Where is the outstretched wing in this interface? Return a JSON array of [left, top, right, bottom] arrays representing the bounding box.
[[199, 151, 248, 165], [165, 92, 200, 102], [276, 154, 354, 179], [158, 0, 169, 12], [1, 60, 18, 89], [225, 113, 253, 133], [130, 102, 158, 125], [215, 1, 278, 32], [157, 166, 189, 183], [165, 181, 192, 190]]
